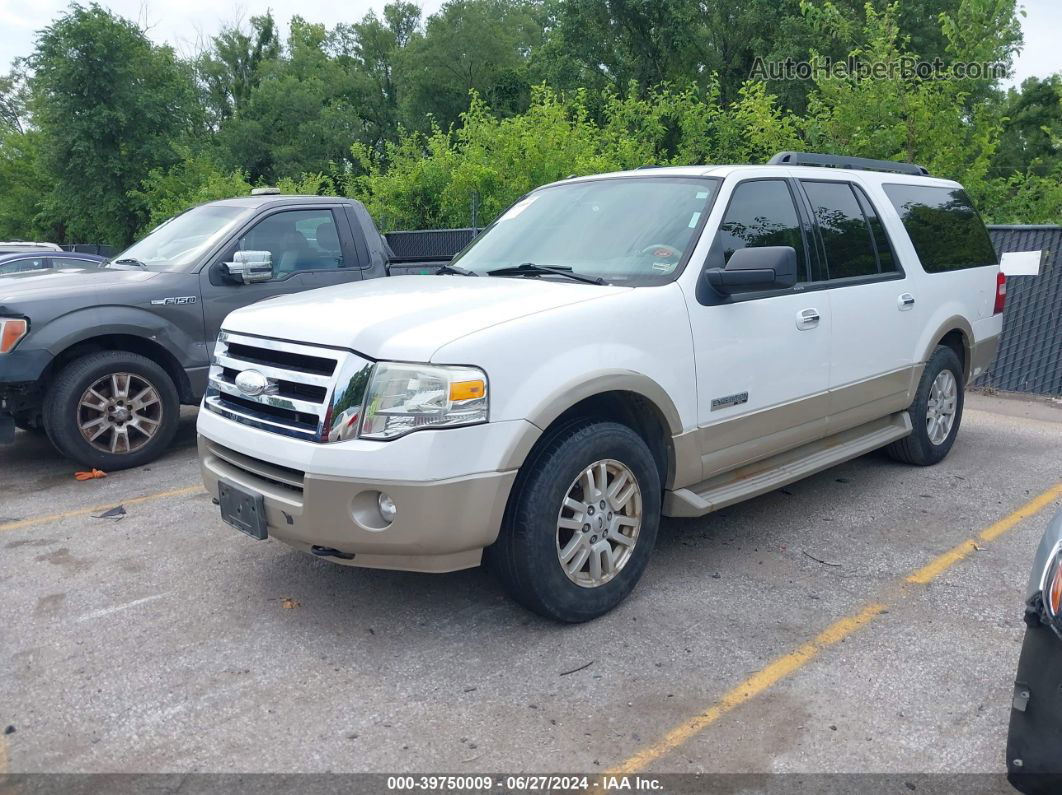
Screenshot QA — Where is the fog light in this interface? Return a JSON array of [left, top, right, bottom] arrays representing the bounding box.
[[378, 492, 397, 524]]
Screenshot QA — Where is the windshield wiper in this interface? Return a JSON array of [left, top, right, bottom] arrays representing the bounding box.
[[487, 262, 604, 285], [110, 258, 147, 269], [435, 263, 478, 276]]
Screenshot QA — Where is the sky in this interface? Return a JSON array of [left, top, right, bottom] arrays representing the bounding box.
[[0, 0, 1059, 87]]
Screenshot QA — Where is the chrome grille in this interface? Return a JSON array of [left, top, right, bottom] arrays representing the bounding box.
[[204, 331, 374, 442]]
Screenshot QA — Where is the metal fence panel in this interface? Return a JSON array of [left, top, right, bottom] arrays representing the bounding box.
[[61, 243, 117, 257], [385, 228, 478, 261], [976, 226, 1062, 396]]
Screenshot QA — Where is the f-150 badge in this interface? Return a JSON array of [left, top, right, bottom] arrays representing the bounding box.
[[150, 296, 198, 305]]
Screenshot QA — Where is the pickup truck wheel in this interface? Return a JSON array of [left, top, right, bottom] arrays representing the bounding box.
[[43, 351, 179, 470], [886, 345, 964, 466], [489, 420, 660, 622]]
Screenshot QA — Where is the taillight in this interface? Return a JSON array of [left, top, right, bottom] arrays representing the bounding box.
[[993, 271, 1006, 315]]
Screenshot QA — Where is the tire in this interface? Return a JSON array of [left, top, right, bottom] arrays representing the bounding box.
[[488, 419, 661, 622], [886, 345, 964, 466], [43, 351, 180, 471]]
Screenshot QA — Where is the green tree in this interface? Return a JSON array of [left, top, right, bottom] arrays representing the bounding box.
[[214, 17, 374, 182], [397, 0, 544, 131], [0, 64, 31, 134], [802, 1, 1003, 196], [0, 129, 54, 240], [347, 80, 801, 230], [130, 148, 252, 230], [29, 3, 200, 245], [993, 75, 1062, 177], [197, 12, 281, 127], [331, 2, 422, 149]]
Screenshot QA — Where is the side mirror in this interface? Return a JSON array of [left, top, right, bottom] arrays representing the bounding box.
[[705, 246, 798, 295], [225, 250, 273, 284]]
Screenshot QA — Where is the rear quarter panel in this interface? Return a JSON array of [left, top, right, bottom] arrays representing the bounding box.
[[858, 177, 1002, 377]]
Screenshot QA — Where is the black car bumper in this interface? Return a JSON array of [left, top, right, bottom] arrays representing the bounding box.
[[0, 347, 53, 384], [1007, 620, 1062, 793], [0, 347, 52, 441]]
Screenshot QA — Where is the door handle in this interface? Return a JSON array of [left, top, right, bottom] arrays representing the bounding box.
[[796, 308, 821, 330], [898, 293, 916, 311]]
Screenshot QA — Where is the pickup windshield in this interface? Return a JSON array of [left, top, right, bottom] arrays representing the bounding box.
[[452, 176, 721, 285], [109, 204, 253, 272]]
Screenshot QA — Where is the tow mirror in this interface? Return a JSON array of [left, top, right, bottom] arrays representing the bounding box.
[[225, 250, 273, 284], [705, 246, 797, 295]]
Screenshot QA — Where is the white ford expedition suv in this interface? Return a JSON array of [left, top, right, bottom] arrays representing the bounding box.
[[198, 152, 1004, 622]]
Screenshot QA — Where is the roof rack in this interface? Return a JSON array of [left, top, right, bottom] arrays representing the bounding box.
[[768, 151, 929, 177]]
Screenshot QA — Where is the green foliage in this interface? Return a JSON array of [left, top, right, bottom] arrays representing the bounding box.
[[0, 128, 53, 240], [1, 0, 1058, 242], [130, 149, 251, 231], [981, 166, 1062, 224], [398, 0, 543, 128], [348, 81, 804, 231], [994, 76, 1062, 176], [802, 1, 1004, 206], [276, 173, 339, 196], [28, 3, 200, 246]]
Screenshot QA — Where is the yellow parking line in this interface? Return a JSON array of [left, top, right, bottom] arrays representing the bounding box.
[[611, 602, 887, 776], [607, 481, 1062, 775], [0, 732, 7, 774], [0, 485, 203, 534], [908, 483, 1062, 584]]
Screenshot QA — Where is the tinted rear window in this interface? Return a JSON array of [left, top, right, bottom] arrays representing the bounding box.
[[883, 185, 997, 272], [802, 181, 881, 279]]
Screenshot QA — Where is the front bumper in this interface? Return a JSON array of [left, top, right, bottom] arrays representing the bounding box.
[[197, 410, 537, 573], [0, 347, 53, 384]]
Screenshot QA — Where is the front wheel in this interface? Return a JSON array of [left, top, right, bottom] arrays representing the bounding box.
[[488, 420, 661, 622], [43, 351, 180, 470], [886, 344, 964, 466]]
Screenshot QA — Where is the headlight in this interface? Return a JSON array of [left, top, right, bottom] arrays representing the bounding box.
[[1045, 547, 1062, 623], [359, 362, 488, 440], [0, 317, 29, 353]]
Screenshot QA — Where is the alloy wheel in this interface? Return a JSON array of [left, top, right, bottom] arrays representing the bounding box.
[[77, 372, 164, 454], [926, 369, 958, 445], [555, 459, 643, 588]]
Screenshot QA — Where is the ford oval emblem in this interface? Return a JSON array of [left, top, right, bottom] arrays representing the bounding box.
[[235, 369, 270, 397]]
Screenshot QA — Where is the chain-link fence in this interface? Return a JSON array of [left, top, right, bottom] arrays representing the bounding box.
[[976, 225, 1061, 396]]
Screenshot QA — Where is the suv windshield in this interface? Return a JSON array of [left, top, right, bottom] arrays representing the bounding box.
[[452, 176, 721, 285], [109, 204, 253, 271]]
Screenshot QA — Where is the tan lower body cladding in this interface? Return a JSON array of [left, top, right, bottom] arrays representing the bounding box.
[[664, 365, 924, 516]]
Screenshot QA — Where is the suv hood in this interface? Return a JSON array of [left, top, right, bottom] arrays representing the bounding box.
[[223, 275, 626, 361], [0, 267, 159, 304]]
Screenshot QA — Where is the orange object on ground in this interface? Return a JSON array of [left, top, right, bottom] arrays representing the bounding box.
[[74, 469, 107, 481]]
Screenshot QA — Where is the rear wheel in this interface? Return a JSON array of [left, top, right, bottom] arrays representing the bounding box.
[[886, 345, 964, 466], [489, 420, 660, 622], [43, 351, 180, 470]]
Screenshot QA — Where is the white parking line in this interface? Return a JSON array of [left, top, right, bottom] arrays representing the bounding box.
[[75, 593, 171, 623]]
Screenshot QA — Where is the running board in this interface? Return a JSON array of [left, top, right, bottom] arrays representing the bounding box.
[[663, 412, 912, 518]]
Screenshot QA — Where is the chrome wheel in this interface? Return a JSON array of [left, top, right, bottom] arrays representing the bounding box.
[[926, 369, 958, 445], [556, 459, 642, 588], [77, 373, 163, 454]]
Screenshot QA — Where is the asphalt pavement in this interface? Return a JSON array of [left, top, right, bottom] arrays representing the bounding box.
[[1, 394, 1061, 778]]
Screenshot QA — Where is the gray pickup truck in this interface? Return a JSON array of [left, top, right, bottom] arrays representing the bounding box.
[[0, 192, 450, 469]]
